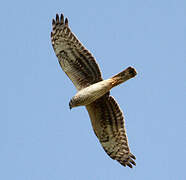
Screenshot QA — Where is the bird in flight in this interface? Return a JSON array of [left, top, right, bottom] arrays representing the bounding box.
[[51, 13, 137, 168]]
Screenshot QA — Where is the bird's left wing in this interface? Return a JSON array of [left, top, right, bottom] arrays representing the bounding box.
[[51, 14, 103, 90], [86, 95, 136, 168]]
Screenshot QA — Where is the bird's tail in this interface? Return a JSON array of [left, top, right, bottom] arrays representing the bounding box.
[[111, 67, 137, 87]]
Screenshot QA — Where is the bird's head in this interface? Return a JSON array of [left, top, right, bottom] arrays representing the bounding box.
[[69, 97, 78, 110]]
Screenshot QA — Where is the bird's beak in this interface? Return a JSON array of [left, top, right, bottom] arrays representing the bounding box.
[[69, 102, 72, 110]]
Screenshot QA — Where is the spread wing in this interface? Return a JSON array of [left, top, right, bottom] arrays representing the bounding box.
[[86, 95, 136, 168], [51, 14, 102, 90]]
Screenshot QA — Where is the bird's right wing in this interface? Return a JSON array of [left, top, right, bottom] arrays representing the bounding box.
[[51, 14, 103, 91], [86, 95, 136, 168]]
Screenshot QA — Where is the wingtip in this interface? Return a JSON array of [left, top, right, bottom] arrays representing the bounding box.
[[65, 18, 68, 26], [60, 13, 64, 23], [129, 158, 136, 166], [129, 153, 136, 160], [52, 19, 55, 25], [126, 162, 133, 168], [56, 14, 59, 23]]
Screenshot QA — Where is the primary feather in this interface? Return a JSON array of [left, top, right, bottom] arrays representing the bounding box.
[[51, 14, 102, 90]]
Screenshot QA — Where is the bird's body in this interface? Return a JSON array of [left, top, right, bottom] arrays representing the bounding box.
[[70, 67, 136, 108], [69, 78, 113, 108], [51, 14, 137, 168]]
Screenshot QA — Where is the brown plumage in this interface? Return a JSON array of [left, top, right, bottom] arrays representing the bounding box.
[[51, 13, 137, 168]]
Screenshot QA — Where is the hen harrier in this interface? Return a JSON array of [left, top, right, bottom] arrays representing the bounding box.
[[51, 14, 137, 168]]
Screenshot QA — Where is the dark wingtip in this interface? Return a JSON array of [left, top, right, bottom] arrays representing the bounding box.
[[129, 153, 136, 160], [65, 18, 68, 26], [60, 14, 64, 23], [126, 162, 133, 168], [129, 159, 136, 166], [52, 13, 68, 26], [52, 19, 55, 25], [56, 14, 59, 23]]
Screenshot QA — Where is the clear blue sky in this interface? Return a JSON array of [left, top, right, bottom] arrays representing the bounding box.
[[1, 0, 185, 179]]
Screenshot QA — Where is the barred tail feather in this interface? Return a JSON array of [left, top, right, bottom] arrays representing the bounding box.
[[111, 67, 137, 87]]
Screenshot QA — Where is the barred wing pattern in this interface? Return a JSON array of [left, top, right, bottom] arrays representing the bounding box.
[[86, 96, 136, 168], [51, 14, 136, 168], [51, 14, 102, 90]]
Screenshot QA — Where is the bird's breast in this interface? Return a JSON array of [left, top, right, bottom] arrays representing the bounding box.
[[72, 79, 113, 107]]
